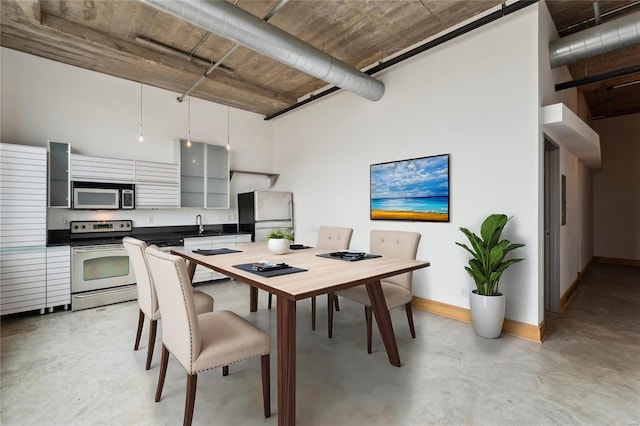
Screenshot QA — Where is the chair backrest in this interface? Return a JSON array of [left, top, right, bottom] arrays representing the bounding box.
[[145, 246, 201, 371], [370, 230, 421, 291], [123, 237, 158, 318], [317, 226, 353, 250]]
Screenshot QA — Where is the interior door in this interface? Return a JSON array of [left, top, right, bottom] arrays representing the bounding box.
[[544, 138, 560, 312]]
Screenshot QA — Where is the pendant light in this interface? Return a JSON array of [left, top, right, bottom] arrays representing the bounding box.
[[186, 96, 192, 148], [138, 83, 144, 143]]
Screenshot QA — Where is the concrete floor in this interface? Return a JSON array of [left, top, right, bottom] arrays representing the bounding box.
[[1, 263, 639, 425]]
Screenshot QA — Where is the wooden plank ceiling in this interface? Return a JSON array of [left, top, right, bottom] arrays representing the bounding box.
[[2, 0, 639, 119]]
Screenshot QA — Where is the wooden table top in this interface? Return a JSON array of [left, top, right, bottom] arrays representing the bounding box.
[[172, 242, 430, 301]]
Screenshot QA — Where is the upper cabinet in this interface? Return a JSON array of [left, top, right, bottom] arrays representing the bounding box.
[[178, 140, 229, 209], [134, 160, 180, 208], [70, 154, 135, 183], [48, 141, 70, 208]]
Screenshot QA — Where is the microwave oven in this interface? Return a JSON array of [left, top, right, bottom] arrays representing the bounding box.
[[72, 181, 135, 210]]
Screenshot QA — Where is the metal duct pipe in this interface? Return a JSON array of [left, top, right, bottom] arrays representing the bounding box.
[[140, 0, 385, 101], [549, 11, 640, 68]]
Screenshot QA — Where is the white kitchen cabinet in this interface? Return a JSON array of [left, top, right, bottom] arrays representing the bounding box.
[[184, 234, 250, 283], [46, 245, 71, 311], [134, 160, 179, 208], [70, 154, 135, 183], [0, 143, 47, 248], [178, 140, 229, 209], [0, 247, 47, 315]]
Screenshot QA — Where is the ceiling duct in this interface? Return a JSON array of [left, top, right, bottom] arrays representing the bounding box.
[[140, 0, 385, 101], [549, 11, 640, 68]]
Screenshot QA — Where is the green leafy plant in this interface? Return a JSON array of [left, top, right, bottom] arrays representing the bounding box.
[[456, 214, 525, 296], [266, 229, 294, 241]]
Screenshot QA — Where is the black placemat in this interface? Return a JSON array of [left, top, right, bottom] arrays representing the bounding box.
[[290, 244, 312, 250], [233, 263, 308, 277], [316, 252, 382, 262], [192, 248, 242, 256]]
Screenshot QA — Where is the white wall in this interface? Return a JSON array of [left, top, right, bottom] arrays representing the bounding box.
[[1, 47, 274, 229], [538, 3, 593, 298], [592, 113, 640, 260], [271, 6, 541, 325]]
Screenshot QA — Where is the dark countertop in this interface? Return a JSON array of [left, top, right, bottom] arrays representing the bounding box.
[[48, 223, 250, 246]]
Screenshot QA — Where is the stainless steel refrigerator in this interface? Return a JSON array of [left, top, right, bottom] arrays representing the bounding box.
[[238, 191, 293, 242]]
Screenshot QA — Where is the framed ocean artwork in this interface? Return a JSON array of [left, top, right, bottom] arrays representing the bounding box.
[[370, 153, 450, 222]]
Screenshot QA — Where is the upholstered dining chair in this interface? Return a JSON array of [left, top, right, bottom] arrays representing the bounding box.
[[145, 246, 271, 426], [123, 237, 214, 370], [267, 226, 353, 330], [329, 230, 421, 353]]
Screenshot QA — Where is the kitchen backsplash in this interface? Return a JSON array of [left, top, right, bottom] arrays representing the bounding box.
[[47, 207, 237, 230]]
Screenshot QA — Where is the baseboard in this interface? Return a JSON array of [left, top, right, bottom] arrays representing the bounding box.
[[578, 257, 594, 281], [593, 256, 640, 267], [412, 296, 545, 343], [560, 277, 581, 312]]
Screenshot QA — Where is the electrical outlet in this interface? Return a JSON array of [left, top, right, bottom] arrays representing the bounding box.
[[63, 217, 69, 227], [460, 287, 467, 297]]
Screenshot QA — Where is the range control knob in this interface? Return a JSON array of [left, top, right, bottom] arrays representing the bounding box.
[[73, 225, 79, 230]]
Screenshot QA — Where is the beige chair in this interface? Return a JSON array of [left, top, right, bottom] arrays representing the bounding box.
[[329, 230, 421, 353], [267, 226, 353, 330], [145, 246, 271, 426], [123, 237, 214, 370]]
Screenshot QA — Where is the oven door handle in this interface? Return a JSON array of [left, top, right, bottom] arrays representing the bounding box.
[[73, 246, 124, 253]]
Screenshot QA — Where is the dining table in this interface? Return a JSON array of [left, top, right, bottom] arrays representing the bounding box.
[[171, 242, 430, 426]]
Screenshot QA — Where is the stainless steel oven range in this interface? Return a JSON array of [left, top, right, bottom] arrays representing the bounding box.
[[70, 220, 136, 311]]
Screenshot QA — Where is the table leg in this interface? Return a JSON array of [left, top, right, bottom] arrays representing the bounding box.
[[365, 280, 401, 367], [250, 287, 258, 312], [186, 260, 196, 282], [277, 296, 296, 426]]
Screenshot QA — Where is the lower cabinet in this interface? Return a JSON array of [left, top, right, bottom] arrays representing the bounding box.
[[0, 246, 71, 316], [0, 247, 47, 315], [184, 234, 251, 283], [46, 246, 71, 311]]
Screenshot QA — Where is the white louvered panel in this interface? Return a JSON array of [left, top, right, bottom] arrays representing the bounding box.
[[70, 154, 135, 183], [0, 172, 47, 185], [1, 298, 46, 315], [135, 161, 179, 183], [0, 246, 46, 315], [1, 286, 47, 299], [46, 245, 70, 308], [136, 183, 179, 208], [0, 230, 47, 249], [1, 249, 47, 266]]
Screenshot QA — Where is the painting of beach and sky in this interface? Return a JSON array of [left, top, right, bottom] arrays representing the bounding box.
[[370, 154, 449, 222]]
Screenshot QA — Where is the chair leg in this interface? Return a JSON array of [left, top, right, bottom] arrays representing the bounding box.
[[334, 296, 340, 311], [155, 345, 169, 402], [328, 293, 335, 338], [184, 374, 198, 426], [405, 302, 416, 338], [145, 319, 158, 370], [365, 306, 372, 354], [311, 296, 316, 330], [268, 292, 272, 310], [134, 309, 144, 350], [261, 354, 271, 418], [222, 365, 229, 376]]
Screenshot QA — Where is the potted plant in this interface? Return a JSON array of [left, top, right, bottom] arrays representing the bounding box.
[[266, 229, 294, 255], [456, 214, 525, 338]]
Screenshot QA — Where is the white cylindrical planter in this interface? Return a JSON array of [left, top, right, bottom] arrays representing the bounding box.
[[268, 238, 290, 255], [469, 291, 506, 338]]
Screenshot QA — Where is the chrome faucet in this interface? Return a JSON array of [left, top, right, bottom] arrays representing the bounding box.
[[196, 214, 204, 235]]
